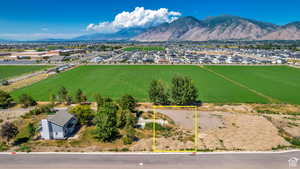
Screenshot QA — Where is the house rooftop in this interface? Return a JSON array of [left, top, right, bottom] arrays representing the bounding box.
[[47, 111, 74, 127]]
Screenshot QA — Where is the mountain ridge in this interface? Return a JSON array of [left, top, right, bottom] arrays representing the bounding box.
[[132, 15, 300, 41]]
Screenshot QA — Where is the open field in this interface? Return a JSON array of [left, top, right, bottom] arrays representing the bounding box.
[[123, 46, 165, 51], [0, 65, 51, 81], [10, 65, 300, 104], [207, 66, 300, 104]]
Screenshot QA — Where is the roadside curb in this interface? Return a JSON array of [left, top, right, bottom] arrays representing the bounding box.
[[1, 150, 300, 155]]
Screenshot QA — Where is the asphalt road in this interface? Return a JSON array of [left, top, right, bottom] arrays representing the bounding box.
[[0, 151, 300, 169]]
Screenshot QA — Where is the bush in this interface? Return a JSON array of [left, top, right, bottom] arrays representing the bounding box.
[[17, 145, 31, 152], [122, 135, 133, 145], [69, 105, 94, 125], [0, 90, 13, 109], [19, 94, 37, 108], [28, 104, 54, 116], [0, 122, 19, 142], [144, 122, 170, 131], [0, 142, 8, 151]]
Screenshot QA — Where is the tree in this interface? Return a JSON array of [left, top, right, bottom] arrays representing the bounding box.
[[116, 109, 128, 128], [171, 75, 198, 105], [57, 86, 69, 103], [0, 90, 13, 109], [94, 93, 104, 111], [118, 94, 137, 112], [18, 94, 37, 108], [148, 80, 170, 105], [49, 93, 57, 106], [75, 89, 87, 104], [0, 122, 19, 143], [94, 101, 118, 142], [125, 110, 136, 129], [69, 105, 94, 125]]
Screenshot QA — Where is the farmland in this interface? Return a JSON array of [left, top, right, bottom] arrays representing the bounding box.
[[0, 65, 51, 81], [10, 65, 300, 104], [123, 46, 165, 51]]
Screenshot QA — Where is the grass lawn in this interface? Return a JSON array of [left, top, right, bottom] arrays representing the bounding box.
[[11, 65, 269, 103], [123, 46, 165, 51], [207, 66, 300, 104], [0, 65, 52, 81]]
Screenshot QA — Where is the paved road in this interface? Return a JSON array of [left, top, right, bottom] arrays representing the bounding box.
[[0, 151, 300, 169]]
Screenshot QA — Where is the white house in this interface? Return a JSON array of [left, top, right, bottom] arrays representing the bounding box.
[[40, 111, 78, 140]]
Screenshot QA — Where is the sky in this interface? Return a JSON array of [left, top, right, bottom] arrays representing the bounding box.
[[0, 0, 300, 40]]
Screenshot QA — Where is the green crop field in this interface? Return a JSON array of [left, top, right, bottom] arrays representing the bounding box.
[[206, 66, 300, 104], [123, 46, 165, 51], [0, 65, 52, 81], [10, 65, 300, 104]]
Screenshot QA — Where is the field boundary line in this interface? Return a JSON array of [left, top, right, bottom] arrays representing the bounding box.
[[199, 66, 281, 103]]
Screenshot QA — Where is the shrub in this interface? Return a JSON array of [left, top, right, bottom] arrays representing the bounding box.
[[144, 122, 170, 131], [69, 105, 94, 125], [18, 94, 37, 108], [0, 122, 19, 142], [0, 90, 13, 109], [17, 145, 31, 152], [28, 104, 54, 116], [0, 142, 8, 151], [122, 135, 133, 145]]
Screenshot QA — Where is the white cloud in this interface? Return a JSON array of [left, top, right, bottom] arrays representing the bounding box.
[[86, 7, 182, 33]]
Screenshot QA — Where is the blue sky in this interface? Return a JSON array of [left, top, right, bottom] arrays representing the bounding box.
[[0, 0, 300, 40]]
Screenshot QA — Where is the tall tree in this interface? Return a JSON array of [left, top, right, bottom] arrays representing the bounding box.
[[94, 93, 104, 111], [0, 90, 13, 109], [171, 75, 198, 105], [75, 89, 87, 104], [57, 86, 69, 103], [148, 80, 170, 105], [94, 101, 118, 142], [0, 122, 19, 143]]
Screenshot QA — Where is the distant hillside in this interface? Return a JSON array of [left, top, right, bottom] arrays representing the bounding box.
[[261, 22, 300, 40], [74, 27, 146, 40], [133, 15, 300, 41]]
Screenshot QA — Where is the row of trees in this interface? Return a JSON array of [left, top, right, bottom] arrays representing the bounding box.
[[50, 87, 87, 105], [149, 75, 199, 105], [0, 90, 37, 109]]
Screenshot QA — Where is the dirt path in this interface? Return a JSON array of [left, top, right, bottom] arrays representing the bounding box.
[[0, 73, 49, 92]]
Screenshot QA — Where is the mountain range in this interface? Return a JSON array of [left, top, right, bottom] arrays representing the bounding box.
[[76, 15, 300, 41]]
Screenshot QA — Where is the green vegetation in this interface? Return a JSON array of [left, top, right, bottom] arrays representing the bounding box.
[[18, 94, 37, 108], [0, 90, 13, 109], [10, 65, 300, 104], [148, 75, 199, 105], [149, 80, 170, 105], [0, 122, 19, 143], [69, 105, 94, 125], [144, 122, 171, 131], [207, 66, 300, 104], [0, 65, 52, 81], [123, 46, 165, 51]]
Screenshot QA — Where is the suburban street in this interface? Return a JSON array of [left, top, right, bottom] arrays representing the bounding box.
[[0, 151, 299, 169]]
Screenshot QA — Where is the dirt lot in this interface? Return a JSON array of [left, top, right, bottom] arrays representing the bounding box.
[[133, 104, 300, 151]]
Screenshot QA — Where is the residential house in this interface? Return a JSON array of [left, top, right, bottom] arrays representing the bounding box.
[[40, 111, 77, 140]]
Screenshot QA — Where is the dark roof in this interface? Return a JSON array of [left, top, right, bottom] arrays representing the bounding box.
[[47, 111, 74, 127]]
